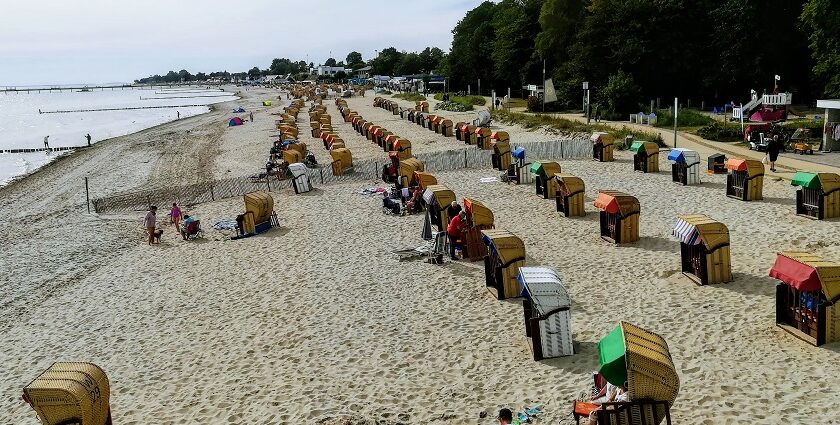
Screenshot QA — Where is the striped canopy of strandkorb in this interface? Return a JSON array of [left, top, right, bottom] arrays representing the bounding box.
[[672, 214, 729, 250], [769, 251, 840, 303], [598, 322, 680, 404]]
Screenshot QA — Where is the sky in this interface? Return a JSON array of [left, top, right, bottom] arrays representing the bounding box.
[[0, 0, 485, 86]]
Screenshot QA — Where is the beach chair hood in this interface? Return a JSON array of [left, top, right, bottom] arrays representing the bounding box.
[[769, 252, 840, 302], [413, 172, 437, 190], [463, 197, 494, 227], [591, 132, 614, 145], [593, 191, 639, 216], [672, 214, 729, 251], [725, 158, 764, 177], [598, 322, 680, 404], [244, 191, 274, 224], [529, 161, 562, 178], [423, 184, 455, 207], [554, 173, 585, 197], [791, 172, 840, 193], [481, 229, 524, 265]]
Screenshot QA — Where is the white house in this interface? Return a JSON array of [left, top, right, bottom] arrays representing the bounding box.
[[315, 66, 348, 76]]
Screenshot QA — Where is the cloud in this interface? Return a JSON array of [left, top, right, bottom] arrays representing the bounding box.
[[0, 0, 485, 85]]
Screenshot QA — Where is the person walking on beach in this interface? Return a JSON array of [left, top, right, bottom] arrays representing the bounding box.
[[768, 134, 782, 172], [177, 111, 180, 120], [249, 111, 254, 122], [43, 135, 50, 151], [169, 202, 182, 229], [85, 133, 91, 146], [144, 206, 158, 245]]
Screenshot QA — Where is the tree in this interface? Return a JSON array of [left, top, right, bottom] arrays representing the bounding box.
[[419, 47, 445, 73], [602, 70, 640, 114], [248, 67, 261, 79], [448, 1, 497, 91], [491, 0, 544, 88], [370, 47, 404, 76], [335, 71, 348, 81], [163, 70, 179, 83], [194, 72, 207, 81], [324, 57, 337, 67], [346, 51, 365, 69], [178, 69, 193, 82], [535, 0, 585, 65], [396, 52, 423, 75], [801, 0, 839, 96]]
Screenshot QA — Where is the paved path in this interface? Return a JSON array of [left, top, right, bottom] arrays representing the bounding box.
[[556, 114, 840, 179]]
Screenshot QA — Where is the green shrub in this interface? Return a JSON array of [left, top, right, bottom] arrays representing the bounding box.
[[654, 109, 713, 128], [603, 70, 640, 115], [394, 92, 426, 102], [434, 93, 486, 108], [696, 121, 743, 143], [435, 101, 471, 112]]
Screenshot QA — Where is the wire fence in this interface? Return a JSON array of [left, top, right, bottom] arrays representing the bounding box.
[[91, 138, 590, 214]]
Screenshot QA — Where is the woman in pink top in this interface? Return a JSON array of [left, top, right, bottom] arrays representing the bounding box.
[[169, 203, 182, 229]]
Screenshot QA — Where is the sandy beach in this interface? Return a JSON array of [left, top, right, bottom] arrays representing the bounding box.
[[3, 89, 840, 424]]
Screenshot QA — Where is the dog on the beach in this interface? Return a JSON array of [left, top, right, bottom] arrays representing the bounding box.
[[153, 229, 164, 243]]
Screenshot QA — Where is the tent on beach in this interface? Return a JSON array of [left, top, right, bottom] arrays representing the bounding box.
[[228, 117, 244, 126]]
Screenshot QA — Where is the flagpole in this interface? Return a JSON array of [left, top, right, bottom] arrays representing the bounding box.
[[542, 59, 546, 113]]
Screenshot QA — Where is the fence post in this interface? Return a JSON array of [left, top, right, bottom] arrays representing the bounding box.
[[464, 150, 467, 168], [320, 168, 324, 184], [266, 178, 271, 192], [84, 177, 91, 214], [146, 194, 151, 208], [210, 184, 215, 201]]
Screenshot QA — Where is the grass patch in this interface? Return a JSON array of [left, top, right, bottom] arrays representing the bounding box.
[[492, 110, 665, 148], [653, 108, 714, 128], [433, 93, 486, 110], [693, 121, 743, 143], [393, 92, 427, 102]]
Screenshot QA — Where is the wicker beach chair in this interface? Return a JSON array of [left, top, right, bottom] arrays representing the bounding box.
[[23, 362, 112, 425]]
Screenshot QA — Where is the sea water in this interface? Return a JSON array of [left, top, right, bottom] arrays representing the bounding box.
[[0, 87, 238, 185]]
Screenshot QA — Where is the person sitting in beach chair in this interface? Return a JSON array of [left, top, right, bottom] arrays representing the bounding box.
[[180, 215, 202, 240], [505, 164, 519, 184], [585, 384, 628, 425], [404, 186, 425, 215], [382, 191, 402, 215]]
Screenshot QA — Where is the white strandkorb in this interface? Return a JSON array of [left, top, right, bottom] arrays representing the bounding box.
[[288, 163, 312, 194], [517, 267, 574, 360], [668, 148, 701, 185]]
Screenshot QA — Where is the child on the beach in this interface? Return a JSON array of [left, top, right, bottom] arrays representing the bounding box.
[[169, 203, 182, 229]]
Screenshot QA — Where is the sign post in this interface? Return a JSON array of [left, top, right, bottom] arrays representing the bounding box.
[[673, 97, 678, 148], [583, 81, 590, 124]]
